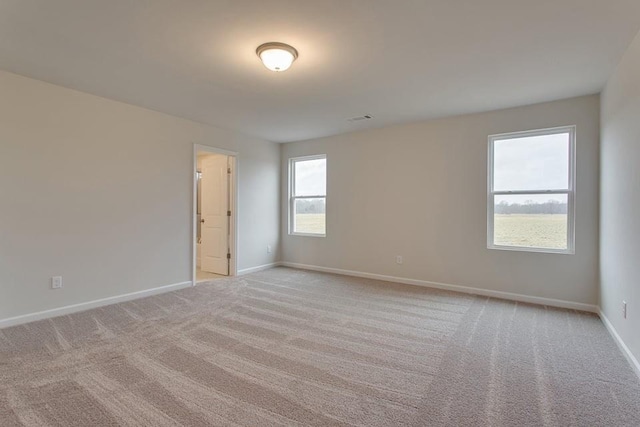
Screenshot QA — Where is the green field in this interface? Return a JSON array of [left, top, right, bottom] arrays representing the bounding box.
[[296, 213, 567, 250], [494, 214, 567, 249], [294, 213, 326, 234]]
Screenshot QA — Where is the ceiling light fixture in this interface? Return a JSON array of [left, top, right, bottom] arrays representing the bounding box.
[[256, 42, 298, 72]]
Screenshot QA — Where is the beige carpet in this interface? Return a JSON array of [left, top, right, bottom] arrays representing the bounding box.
[[1, 267, 639, 426]]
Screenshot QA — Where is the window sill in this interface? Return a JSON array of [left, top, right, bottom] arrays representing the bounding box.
[[488, 244, 574, 255], [290, 232, 326, 238]]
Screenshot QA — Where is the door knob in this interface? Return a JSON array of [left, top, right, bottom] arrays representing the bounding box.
[[200, 219, 205, 223]]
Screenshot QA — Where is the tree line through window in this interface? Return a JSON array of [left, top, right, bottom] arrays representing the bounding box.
[[495, 199, 568, 215]]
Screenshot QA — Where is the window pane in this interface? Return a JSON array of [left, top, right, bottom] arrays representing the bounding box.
[[493, 132, 570, 191], [493, 194, 568, 250], [294, 198, 326, 234], [294, 158, 326, 196]]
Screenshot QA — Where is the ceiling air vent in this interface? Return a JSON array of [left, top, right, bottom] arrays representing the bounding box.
[[347, 114, 373, 122]]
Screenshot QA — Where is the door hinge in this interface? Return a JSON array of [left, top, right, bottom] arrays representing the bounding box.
[[227, 210, 231, 216], [227, 167, 231, 174], [227, 253, 231, 260]]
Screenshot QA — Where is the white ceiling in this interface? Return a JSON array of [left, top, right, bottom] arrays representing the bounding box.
[[1, 1, 639, 143]]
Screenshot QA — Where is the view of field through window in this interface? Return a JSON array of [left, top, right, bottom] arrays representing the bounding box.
[[294, 212, 326, 234], [494, 214, 567, 249], [493, 194, 568, 249]]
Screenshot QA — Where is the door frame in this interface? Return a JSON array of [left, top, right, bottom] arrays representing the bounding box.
[[192, 144, 239, 286]]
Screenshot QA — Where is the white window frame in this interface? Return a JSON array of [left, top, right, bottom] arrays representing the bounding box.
[[487, 126, 576, 254], [289, 154, 327, 237]]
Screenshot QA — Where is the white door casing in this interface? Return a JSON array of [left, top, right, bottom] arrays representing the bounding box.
[[200, 155, 229, 275]]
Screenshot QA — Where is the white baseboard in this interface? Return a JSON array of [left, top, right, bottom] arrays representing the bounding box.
[[237, 262, 282, 276], [599, 310, 640, 379], [280, 262, 598, 313], [0, 280, 193, 329]]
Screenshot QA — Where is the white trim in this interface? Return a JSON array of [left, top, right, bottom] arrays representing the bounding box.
[[289, 232, 327, 238], [488, 244, 575, 255], [599, 310, 640, 379], [280, 262, 598, 313], [193, 144, 239, 286], [0, 281, 192, 329], [492, 190, 573, 196], [193, 144, 238, 157], [288, 153, 327, 163], [487, 125, 576, 255], [237, 262, 283, 276]]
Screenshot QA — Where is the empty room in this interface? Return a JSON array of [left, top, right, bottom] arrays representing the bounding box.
[[1, 1, 640, 426]]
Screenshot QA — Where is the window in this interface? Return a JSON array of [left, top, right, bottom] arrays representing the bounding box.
[[289, 155, 326, 236], [488, 126, 575, 253]]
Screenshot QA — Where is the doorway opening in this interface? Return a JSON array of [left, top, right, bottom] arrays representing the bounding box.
[[193, 145, 238, 284]]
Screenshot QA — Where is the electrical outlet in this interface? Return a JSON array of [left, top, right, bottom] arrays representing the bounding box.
[[51, 276, 63, 289], [396, 255, 403, 265], [623, 301, 627, 319], [267, 245, 272, 253]]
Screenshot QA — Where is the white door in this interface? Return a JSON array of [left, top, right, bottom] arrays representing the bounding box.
[[200, 155, 229, 275]]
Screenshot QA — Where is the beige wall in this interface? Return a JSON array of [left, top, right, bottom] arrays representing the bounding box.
[[281, 95, 600, 305], [0, 68, 605, 323], [600, 31, 640, 363], [0, 70, 280, 321]]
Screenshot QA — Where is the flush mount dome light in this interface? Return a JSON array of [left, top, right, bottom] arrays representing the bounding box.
[[256, 42, 298, 72]]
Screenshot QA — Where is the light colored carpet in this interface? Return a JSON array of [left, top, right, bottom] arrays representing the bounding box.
[[1, 267, 639, 426], [196, 268, 227, 283]]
